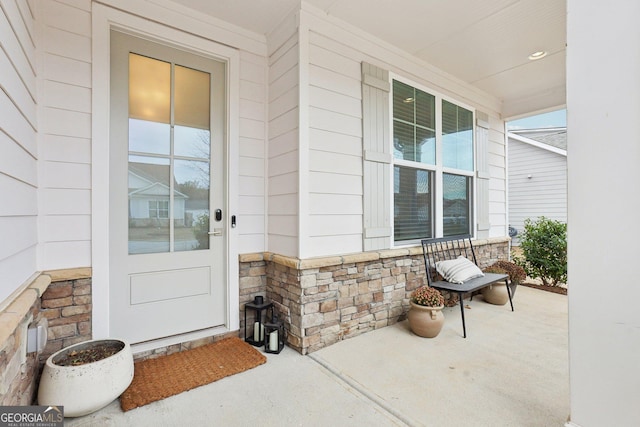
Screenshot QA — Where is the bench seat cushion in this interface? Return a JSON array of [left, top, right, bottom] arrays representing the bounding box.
[[431, 273, 509, 293], [436, 256, 484, 284]]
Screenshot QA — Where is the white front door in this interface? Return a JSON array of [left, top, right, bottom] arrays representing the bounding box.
[[109, 31, 227, 344]]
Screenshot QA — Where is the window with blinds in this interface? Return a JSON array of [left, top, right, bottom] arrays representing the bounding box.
[[392, 79, 474, 243]]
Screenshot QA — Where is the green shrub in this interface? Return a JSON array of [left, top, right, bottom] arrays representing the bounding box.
[[194, 214, 210, 249], [514, 217, 567, 286]]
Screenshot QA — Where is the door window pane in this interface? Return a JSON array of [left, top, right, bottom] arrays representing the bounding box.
[[128, 156, 170, 254], [442, 100, 473, 171], [128, 54, 212, 254], [443, 173, 471, 236], [394, 166, 433, 242], [128, 119, 170, 155], [174, 126, 210, 159], [128, 54, 170, 124], [174, 159, 210, 251], [175, 65, 210, 129], [175, 65, 211, 159]]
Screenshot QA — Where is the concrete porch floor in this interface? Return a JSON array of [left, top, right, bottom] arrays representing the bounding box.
[[66, 286, 569, 426]]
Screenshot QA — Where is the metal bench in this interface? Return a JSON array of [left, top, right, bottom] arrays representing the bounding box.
[[421, 235, 513, 338]]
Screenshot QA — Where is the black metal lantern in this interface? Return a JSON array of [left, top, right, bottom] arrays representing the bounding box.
[[264, 313, 285, 354], [244, 296, 272, 347]]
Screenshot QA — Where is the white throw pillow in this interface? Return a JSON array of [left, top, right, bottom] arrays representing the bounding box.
[[435, 256, 485, 284]]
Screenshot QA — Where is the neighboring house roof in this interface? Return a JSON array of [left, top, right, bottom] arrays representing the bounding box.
[[128, 162, 189, 199], [129, 162, 177, 188], [129, 182, 188, 199], [508, 127, 567, 156]]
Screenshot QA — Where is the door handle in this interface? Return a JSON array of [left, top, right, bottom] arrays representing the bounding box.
[[208, 228, 223, 236]]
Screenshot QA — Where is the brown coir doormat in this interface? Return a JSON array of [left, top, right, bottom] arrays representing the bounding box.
[[120, 337, 266, 411]]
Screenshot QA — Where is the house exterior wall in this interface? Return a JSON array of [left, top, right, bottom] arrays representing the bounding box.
[[0, 0, 38, 305], [37, 0, 269, 268], [238, 49, 268, 253], [294, 6, 508, 258], [30, 0, 509, 274], [38, 0, 92, 271], [262, 237, 509, 354], [306, 31, 364, 257], [487, 119, 508, 238], [267, 12, 300, 257], [2, 0, 511, 375], [508, 138, 567, 245]]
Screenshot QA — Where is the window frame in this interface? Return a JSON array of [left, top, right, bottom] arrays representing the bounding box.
[[149, 200, 169, 219], [390, 74, 476, 246]]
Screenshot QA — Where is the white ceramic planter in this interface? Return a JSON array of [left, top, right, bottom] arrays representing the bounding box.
[[38, 339, 134, 417]]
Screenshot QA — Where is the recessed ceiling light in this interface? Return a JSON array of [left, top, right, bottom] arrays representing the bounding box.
[[403, 97, 414, 103], [528, 51, 547, 60]]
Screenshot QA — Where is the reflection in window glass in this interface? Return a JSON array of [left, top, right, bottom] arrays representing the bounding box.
[[128, 156, 170, 254], [174, 159, 210, 251], [394, 166, 433, 242], [149, 200, 169, 218], [443, 173, 471, 236], [128, 119, 170, 155], [127, 55, 212, 254], [174, 126, 210, 158], [392, 80, 435, 165], [442, 100, 473, 171]]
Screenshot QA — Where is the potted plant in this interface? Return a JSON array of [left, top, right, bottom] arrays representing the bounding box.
[[481, 265, 510, 305], [486, 260, 526, 297], [38, 339, 134, 417], [407, 286, 445, 338]]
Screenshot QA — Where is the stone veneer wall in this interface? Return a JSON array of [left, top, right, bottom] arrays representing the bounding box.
[[238, 254, 268, 338], [0, 275, 50, 406], [0, 269, 93, 406], [240, 238, 509, 354], [39, 270, 239, 363], [40, 272, 93, 361]]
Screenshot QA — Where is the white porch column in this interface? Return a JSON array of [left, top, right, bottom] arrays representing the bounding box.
[[566, 1, 640, 426]]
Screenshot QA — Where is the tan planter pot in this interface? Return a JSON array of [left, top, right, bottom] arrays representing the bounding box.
[[38, 339, 134, 417], [407, 301, 445, 338], [481, 282, 509, 305]]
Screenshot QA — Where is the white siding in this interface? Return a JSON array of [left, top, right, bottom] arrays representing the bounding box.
[[38, 0, 92, 270], [0, 0, 38, 303], [267, 21, 299, 257], [508, 138, 567, 245], [294, 12, 507, 257], [487, 118, 507, 238], [238, 50, 267, 253], [0, 0, 513, 297], [31, 0, 270, 264]]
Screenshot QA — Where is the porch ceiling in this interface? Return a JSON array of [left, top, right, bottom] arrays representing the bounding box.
[[171, 0, 566, 119]]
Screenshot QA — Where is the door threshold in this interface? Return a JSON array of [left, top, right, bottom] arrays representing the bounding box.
[[130, 326, 231, 355]]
